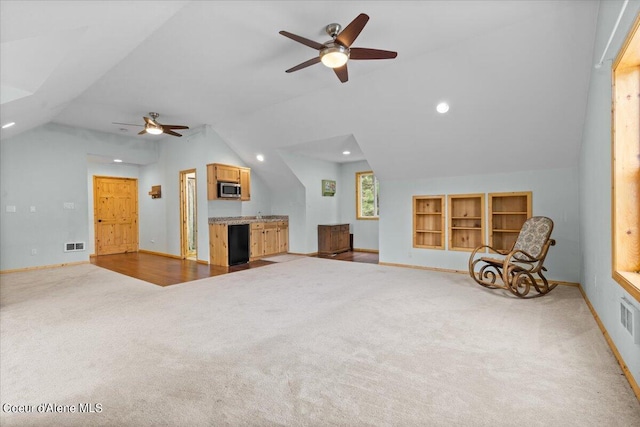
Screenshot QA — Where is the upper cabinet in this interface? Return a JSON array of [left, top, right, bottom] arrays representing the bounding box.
[[207, 163, 251, 201]]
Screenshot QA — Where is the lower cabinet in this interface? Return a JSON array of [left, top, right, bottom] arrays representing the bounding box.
[[250, 221, 289, 260], [318, 224, 350, 255]]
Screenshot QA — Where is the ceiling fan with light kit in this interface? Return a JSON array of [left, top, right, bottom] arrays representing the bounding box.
[[280, 13, 397, 83], [113, 112, 189, 137]]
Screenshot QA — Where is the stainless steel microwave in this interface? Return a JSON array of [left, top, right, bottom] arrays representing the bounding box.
[[218, 182, 241, 198]]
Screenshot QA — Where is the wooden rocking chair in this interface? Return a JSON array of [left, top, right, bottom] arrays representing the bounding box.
[[468, 216, 557, 298]]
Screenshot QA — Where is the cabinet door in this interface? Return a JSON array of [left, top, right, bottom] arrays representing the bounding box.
[[240, 168, 251, 201], [250, 223, 264, 258], [215, 165, 240, 183], [206, 164, 216, 200], [330, 226, 341, 251], [339, 225, 350, 251], [264, 225, 278, 255], [209, 223, 229, 266], [277, 222, 289, 253]]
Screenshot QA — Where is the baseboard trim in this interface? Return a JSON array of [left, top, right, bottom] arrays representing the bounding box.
[[379, 261, 467, 275], [378, 261, 580, 287], [578, 285, 640, 402], [0, 260, 89, 274], [138, 249, 183, 260], [353, 248, 379, 253]]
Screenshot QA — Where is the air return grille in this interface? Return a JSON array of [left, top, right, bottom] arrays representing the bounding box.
[[620, 297, 640, 344], [64, 242, 85, 252]]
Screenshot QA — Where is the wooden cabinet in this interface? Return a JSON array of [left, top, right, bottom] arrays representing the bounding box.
[[318, 224, 350, 255], [239, 167, 251, 201], [448, 194, 484, 252], [209, 223, 229, 266], [250, 223, 265, 259], [489, 191, 532, 252], [413, 195, 445, 249], [214, 164, 240, 183], [207, 163, 251, 201], [250, 221, 289, 260], [277, 221, 289, 253]]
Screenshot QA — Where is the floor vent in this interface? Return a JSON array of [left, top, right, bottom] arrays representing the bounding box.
[[620, 297, 640, 344], [64, 242, 86, 252]]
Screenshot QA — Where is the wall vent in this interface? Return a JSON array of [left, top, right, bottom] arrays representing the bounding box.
[[620, 297, 640, 344], [64, 242, 86, 252]]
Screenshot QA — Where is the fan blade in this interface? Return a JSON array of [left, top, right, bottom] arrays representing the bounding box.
[[350, 48, 398, 60], [333, 64, 348, 83], [112, 122, 144, 127], [138, 129, 147, 135], [279, 31, 324, 50], [161, 125, 189, 130], [286, 57, 321, 73], [163, 129, 183, 137], [336, 13, 369, 47]]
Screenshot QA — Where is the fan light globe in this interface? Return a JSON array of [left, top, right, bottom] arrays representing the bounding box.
[[146, 124, 163, 135], [320, 44, 349, 68]]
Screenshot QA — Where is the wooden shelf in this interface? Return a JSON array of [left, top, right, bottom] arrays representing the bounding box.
[[448, 194, 485, 252], [489, 192, 532, 252], [413, 195, 445, 250]]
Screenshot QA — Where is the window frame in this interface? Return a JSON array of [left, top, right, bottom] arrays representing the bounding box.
[[356, 171, 379, 220], [611, 13, 640, 302]]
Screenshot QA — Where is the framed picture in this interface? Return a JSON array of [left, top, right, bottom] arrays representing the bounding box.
[[322, 179, 336, 197]]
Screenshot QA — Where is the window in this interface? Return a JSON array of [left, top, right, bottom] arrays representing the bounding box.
[[612, 14, 640, 301], [356, 171, 379, 220]]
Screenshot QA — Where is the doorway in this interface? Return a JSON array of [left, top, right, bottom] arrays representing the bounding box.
[[93, 176, 139, 255], [180, 169, 197, 260]]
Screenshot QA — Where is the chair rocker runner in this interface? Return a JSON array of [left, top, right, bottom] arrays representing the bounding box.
[[468, 216, 557, 298]]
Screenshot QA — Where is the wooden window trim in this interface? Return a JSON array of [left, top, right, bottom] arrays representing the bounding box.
[[611, 13, 640, 302], [356, 171, 379, 220]]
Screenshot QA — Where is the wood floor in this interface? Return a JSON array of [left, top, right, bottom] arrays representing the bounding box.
[[91, 251, 378, 286]]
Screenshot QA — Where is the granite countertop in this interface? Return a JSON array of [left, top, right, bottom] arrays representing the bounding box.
[[208, 215, 288, 225]]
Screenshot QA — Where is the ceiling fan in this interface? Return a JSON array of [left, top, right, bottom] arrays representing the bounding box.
[[279, 13, 397, 83], [113, 112, 189, 137]]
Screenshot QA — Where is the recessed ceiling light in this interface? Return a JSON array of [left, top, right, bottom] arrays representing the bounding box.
[[343, 151, 351, 155], [2, 122, 16, 129], [114, 159, 123, 163], [256, 154, 264, 162], [436, 102, 450, 114]]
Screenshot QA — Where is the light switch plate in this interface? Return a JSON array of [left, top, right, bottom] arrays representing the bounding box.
[[5, 205, 16, 213]]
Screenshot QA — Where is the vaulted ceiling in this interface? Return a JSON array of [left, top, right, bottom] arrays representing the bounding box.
[[1, 1, 599, 181]]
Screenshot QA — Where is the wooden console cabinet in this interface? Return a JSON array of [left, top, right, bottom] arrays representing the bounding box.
[[318, 224, 350, 255]]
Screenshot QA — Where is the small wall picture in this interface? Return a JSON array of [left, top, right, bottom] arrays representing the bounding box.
[[322, 179, 336, 197]]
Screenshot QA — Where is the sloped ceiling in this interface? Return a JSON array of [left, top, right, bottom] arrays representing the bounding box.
[[1, 1, 599, 181]]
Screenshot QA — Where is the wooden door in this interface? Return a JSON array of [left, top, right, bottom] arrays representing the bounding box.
[[94, 176, 138, 255]]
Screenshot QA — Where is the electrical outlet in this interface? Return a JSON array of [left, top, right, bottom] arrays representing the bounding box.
[[30, 206, 36, 212], [31, 249, 37, 255]]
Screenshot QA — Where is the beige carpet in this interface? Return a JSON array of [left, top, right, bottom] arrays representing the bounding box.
[[261, 254, 308, 263], [1, 258, 638, 426]]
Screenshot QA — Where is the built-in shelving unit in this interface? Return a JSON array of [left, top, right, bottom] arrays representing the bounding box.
[[413, 195, 445, 249], [448, 194, 484, 252], [489, 191, 532, 252]]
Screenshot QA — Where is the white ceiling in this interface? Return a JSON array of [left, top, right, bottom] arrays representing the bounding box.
[[1, 1, 600, 181]]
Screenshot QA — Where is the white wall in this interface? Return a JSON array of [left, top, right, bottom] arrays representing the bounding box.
[[0, 123, 157, 270], [139, 125, 273, 262], [279, 152, 340, 253], [579, 0, 640, 387], [379, 167, 580, 282], [338, 160, 379, 251]]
